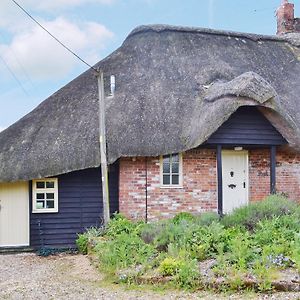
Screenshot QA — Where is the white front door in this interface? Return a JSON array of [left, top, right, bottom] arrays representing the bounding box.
[[222, 150, 249, 214], [0, 182, 29, 247]]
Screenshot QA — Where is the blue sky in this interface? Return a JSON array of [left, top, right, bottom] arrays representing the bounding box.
[[0, 0, 299, 130]]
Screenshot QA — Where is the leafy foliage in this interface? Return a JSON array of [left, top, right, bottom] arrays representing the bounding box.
[[80, 196, 300, 291], [105, 213, 143, 237], [37, 247, 76, 256], [95, 233, 156, 273], [221, 195, 298, 230], [174, 258, 200, 289], [159, 257, 183, 276], [172, 212, 195, 224], [194, 212, 220, 226], [76, 233, 89, 254]]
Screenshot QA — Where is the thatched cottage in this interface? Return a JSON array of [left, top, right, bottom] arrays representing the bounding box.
[[0, 1, 299, 249]]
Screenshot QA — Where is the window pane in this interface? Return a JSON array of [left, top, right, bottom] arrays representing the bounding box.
[[172, 154, 179, 162], [36, 200, 45, 209], [46, 193, 54, 199], [163, 155, 171, 164], [46, 200, 55, 209], [172, 175, 179, 185], [36, 181, 45, 189], [36, 193, 44, 199], [163, 175, 170, 185], [172, 162, 179, 174], [163, 163, 170, 174], [46, 181, 54, 188]]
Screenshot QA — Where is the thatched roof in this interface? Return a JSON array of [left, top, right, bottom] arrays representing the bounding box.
[[0, 25, 300, 182]]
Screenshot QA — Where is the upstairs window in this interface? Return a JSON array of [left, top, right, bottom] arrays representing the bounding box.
[[160, 153, 183, 187], [32, 178, 58, 213]]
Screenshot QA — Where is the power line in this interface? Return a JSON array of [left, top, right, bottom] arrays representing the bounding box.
[[0, 53, 29, 96], [11, 0, 98, 73], [253, 6, 277, 13], [0, 32, 35, 89]]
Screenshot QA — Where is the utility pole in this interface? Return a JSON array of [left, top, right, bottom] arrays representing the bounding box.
[[97, 70, 110, 225]]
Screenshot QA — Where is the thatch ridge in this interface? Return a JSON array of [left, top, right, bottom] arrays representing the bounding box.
[[128, 24, 300, 46], [0, 24, 299, 182]]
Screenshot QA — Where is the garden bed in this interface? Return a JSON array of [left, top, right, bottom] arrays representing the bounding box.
[[77, 195, 300, 293]]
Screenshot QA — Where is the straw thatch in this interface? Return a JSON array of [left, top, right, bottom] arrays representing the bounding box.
[[0, 25, 299, 182]]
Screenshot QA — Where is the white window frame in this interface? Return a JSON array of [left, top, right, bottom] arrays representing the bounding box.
[[32, 178, 58, 213], [160, 153, 183, 188]]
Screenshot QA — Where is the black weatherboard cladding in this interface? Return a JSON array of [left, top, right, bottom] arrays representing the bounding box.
[[30, 164, 119, 249], [206, 106, 287, 146]]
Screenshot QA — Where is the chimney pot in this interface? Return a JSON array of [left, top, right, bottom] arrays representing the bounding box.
[[276, 0, 300, 35]]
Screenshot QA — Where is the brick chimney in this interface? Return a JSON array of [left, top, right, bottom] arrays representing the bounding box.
[[276, 0, 300, 35]]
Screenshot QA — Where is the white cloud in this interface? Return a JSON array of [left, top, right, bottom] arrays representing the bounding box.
[[34, 0, 115, 10], [0, 17, 114, 80], [1, 0, 115, 14], [0, 0, 115, 30]]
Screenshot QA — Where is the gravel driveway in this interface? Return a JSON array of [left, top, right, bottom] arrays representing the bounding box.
[[0, 253, 299, 300]]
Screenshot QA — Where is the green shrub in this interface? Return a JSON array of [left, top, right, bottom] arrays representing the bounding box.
[[159, 255, 200, 289], [213, 243, 230, 276], [194, 212, 220, 226], [252, 250, 279, 292], [222, 195, 298, 230], [290, 234, 300, 272], [85, 226, 104, 238], [105, 213, 143, 237], [227, 232, 253, 270], [79, 196, 300, 291], [150, 221, 192, 251], [159, 257, 183, 276], [76, 233, 89, 254], [95, 232, 156, 273], [253, 217, 296, 250], [186, 222, 244, 259], [226, 266, 246, 291], [140, 221, 166, 244], [37, 247, 76, 256], [172, 212, 195, 224], [175, 258, 200, 290]]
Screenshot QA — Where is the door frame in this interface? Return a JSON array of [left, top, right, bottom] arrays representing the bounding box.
[[217, 147, 249, 214]]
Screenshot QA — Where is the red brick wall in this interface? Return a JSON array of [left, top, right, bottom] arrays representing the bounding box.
[[276, 151, 300, 201], [119, 149, 217, 221], [249, 149, 270, 201], [119, 148, 300, 220], [249, 149, 300, 201]]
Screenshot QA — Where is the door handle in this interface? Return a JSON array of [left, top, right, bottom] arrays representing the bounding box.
[[228, 184, 236, 189], [243, 182, 246, 188]]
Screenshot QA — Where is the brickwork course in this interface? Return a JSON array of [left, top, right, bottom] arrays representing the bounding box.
[[119, 149, 300, 221]]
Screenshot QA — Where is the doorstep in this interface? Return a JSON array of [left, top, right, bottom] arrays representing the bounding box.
[[0, 246, 34, 254]]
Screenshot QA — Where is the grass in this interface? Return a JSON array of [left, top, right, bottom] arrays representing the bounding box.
[[77, 194, 300, 292]]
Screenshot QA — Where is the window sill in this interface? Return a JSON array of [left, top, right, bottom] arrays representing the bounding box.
[[32, 209, 58, 214], [160, 185, 183, 189]]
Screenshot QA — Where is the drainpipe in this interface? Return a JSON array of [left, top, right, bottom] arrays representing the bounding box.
[[145, 157, 148, 223], [270, 146, 276, 194]]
